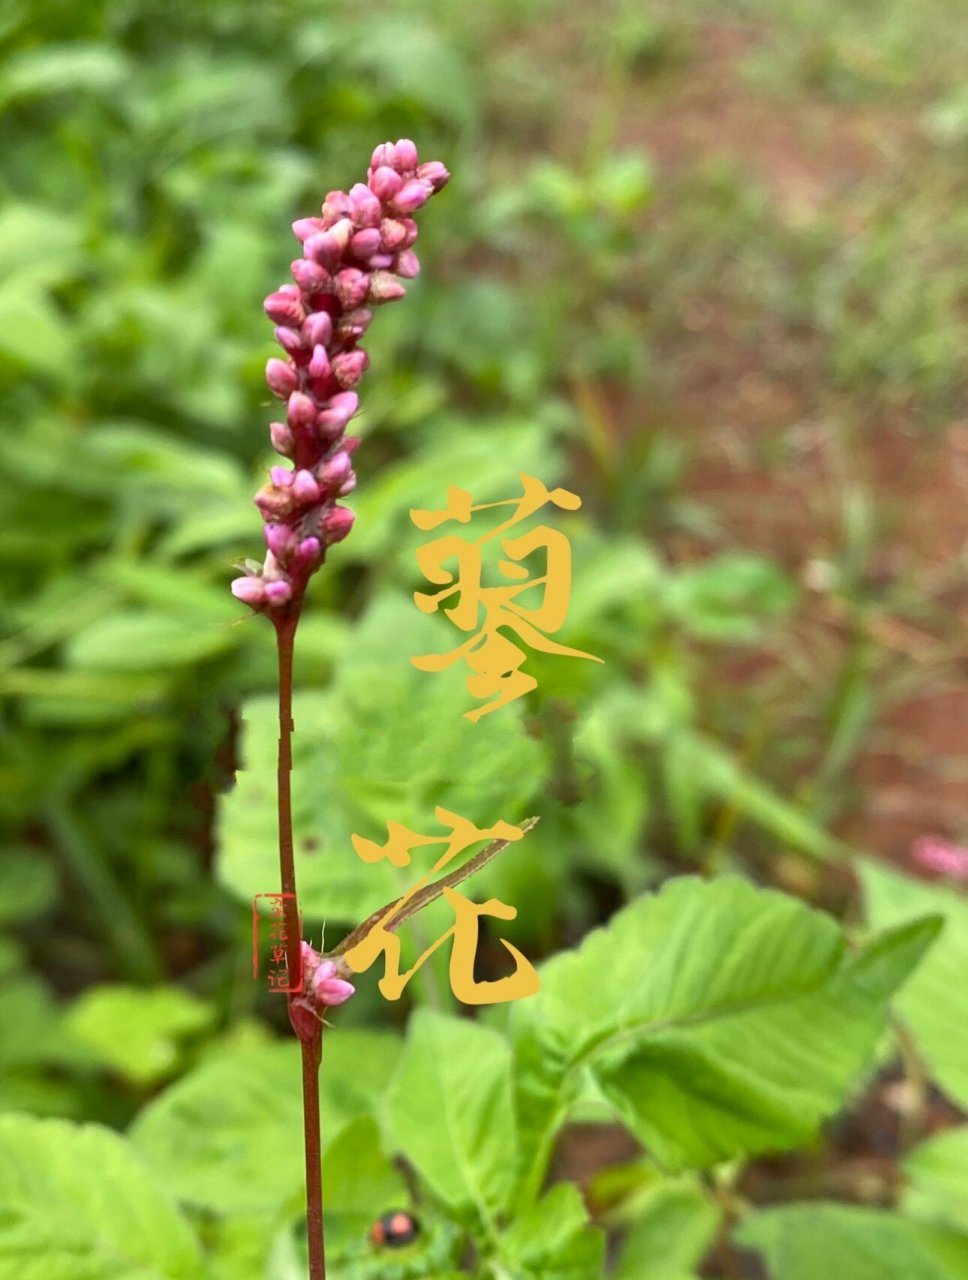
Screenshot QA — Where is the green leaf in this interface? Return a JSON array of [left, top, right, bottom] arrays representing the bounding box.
[[130, 1032, 400, 1215], [859, 860, 968, 1108], [217, 592, 545, 922], [64, 984, 214, 1086], [498, 1182, 605, 1279], [0, 1113, 205, 1279], [66, 608, 237, 672], [383, 1009, 516, 1221], [904, 1127, 968, 1233], [613, 1181, 720, 1279], [0, 43, 130, 107], [666, 554, 797, 642], [736, 1203, 965, 1280], [0, 848, 57, 925], [0, 978, 90, 1071], [509, 876, 938, 1193]]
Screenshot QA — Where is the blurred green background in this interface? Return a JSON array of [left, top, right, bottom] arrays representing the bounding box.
[[1, 0, 967, 1273]]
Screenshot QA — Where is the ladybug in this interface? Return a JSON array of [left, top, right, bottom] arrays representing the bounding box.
[[370, 1210, 420, 1249]]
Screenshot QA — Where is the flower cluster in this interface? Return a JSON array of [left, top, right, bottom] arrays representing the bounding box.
[[288, 941, 356, 1041], [231, 139, 449, 614]]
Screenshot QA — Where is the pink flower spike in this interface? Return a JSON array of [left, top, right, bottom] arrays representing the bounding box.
[[266, 358, 299, 399], [292, 470, 321, 503], [311, 959, 356, 1007], [231, 576, 266, 606]]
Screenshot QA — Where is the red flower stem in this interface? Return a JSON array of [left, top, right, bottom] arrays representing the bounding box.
[[274, 607, 326, 1280]]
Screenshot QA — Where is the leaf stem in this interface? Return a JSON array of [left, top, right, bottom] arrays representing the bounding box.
[[274, 608, 326, 1280]]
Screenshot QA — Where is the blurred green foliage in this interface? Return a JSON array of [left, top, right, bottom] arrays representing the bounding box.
[[2, 0, 968, 1276]]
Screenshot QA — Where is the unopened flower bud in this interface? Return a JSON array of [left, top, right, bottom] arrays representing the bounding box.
[[266, 358, 299, 398], [333, 350, 369, 388], [291, 258, 330, 292], [322, 190, 353, 220], [297, 536, 322, 565], [303, 311, 334, 347], [343, 435, 361, 455], [348, 183, 381, 227], [337, 308, 373, 342], [318, 450, 353, 489], [304, 231, 342, 269], [394, 138, 419, 171], [265, 523, 295, 559], [270, 466, 293, 488], [380, 218, 408, 250], [417, 160, 450, 191], [395, 249, 420, 278], [265, 580, 293, 606], [292, 216, 325, 242], [274, 326, 304, 355], [287, 391, 317, 430], [350, 228, 382, 258], [320, 505, 355, 545], [335, 268, 369, 309], [231, 576, 266, 606], [264, 290, 305, 325], [392, 179, 432, 215], [269, 421, 295, 456], [370, 165, 404, 201], [292, 470, 321, 503], [308, 344, 331, 380], [368, 253, 395, 269], [368, 271, 406, 302], [310, 959, 356, 1007], [370, 141, 398, 171]]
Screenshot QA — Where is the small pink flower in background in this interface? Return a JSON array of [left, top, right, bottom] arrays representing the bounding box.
[[231, 139, 449, 615], [911, 835, 968, 883], [289, 941, 356, 1041]]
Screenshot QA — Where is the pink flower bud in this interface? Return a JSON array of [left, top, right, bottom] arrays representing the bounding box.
[[368, 271, 406, 302], [231, 576, 266, 606], [308, 344, 331, 380], [310, 959, 356, 1007], [266, 358, 299, 398], [322, 190, 353, 219], [348, 183, 382, 227], [320, 505, 355, 545], [292, 470, 321, 503], [335, 268, 369, 309], [264, 523, 295, 558], [395, 249, 420, 278], [370, 141, 398, 171], [333, 350, 369, 388], [394, 138, 419, 170], [350, 228, 382, 258], [292, 217, 325, 242], [337, 308, 373, 342], [297, 536, 322, 565], [318, 450, 353, 488], [399, 218, 419, 248], [304, 230, 342, 269], [287, 392, 317, 430], [391, 179, 433, 215], [314, 391, 359, 441], [370, 165, 404, 201], [274, 326, 304, 354], [343, 435, 361, 455], [291, 258, 330, 292], [269, 421, 295, 456], [270, 466, 293, 488], [339, 473, 357, 495], [303, 311, 334, 347], [380, 218, 408, 250], [417, 160, 450, 191], [255, 486, 294, 519], [368, 253, 395, 269], [264, 290, 305, 325], [265, 580, 293, 606], [328, 218, 354, 253]]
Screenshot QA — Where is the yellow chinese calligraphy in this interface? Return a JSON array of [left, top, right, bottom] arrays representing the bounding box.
[[341, 807, 540, 1005], [410, 473, 603, 721]]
